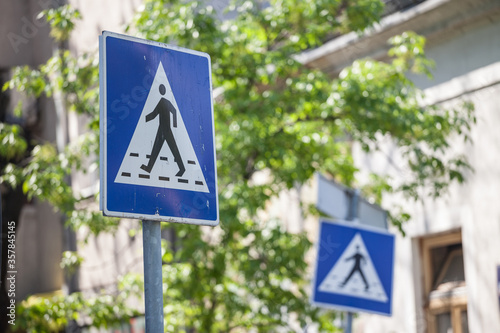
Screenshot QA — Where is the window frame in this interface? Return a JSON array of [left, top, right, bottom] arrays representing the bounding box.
[[420, 230, 468, 333]]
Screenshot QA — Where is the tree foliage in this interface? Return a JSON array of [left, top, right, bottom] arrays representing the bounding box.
[[0, 0, 475, 332], [15, 274, 142, 332]]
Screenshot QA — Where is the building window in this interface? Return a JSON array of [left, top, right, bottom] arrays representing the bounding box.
[[420, 230, 469, 333]]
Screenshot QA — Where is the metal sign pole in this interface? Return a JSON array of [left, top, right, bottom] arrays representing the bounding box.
[[346, 312, 353, 333], [345, 189, 360, 333], [100, 32, 219, 332], [142, 220, 164, 332]]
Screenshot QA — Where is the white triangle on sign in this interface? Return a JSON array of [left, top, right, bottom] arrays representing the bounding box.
[[318, 233, 388, 302], [114, 62, 209, 193]]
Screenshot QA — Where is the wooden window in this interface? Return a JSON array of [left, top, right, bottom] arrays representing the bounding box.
[[420, 230, 468, 333]]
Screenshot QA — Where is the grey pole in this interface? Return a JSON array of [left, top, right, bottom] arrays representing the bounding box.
[[346, 312, 353, 333], [345, 189, 360, 333], [347, 189, 360, 221], [143, 220, 164, 332]]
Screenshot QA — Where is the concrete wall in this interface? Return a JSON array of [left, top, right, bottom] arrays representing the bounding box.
[[68, 0, 143, 54], [410, 17, 500, 90], [460, 82, 500, 332], [0, 0, 53, 68], [16, 203, 64, 301], [77, 218, 143, 296]]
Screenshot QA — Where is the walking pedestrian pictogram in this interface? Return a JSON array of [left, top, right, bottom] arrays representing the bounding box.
[[318, 233, 387, 302], [114, 62, 209, 193], [340, 245, 369, 290], [140, 84, 185, 177]]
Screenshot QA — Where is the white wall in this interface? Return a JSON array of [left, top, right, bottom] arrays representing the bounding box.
[[16, 203, 64, 301]]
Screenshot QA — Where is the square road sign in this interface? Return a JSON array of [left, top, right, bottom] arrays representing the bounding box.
[[311, 218, 395, 316], [99, 31, 218, 226]]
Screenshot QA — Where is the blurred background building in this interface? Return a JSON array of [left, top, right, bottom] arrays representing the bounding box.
[[299, 0, 500, 331], [1, 0, 500, 332], [0, 1, 145, 332]]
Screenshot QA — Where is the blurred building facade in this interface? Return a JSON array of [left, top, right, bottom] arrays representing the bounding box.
[[299, 0, 500, 331], [0, 1, 144, 331], [1, 0, 62, 304]]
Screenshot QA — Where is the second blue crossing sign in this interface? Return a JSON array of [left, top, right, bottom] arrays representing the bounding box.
[[312, 218, 395, 316]]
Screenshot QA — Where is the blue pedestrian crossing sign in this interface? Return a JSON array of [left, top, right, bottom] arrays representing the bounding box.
[[99, 31, 218, 226], [311, 219, 395, 316]]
